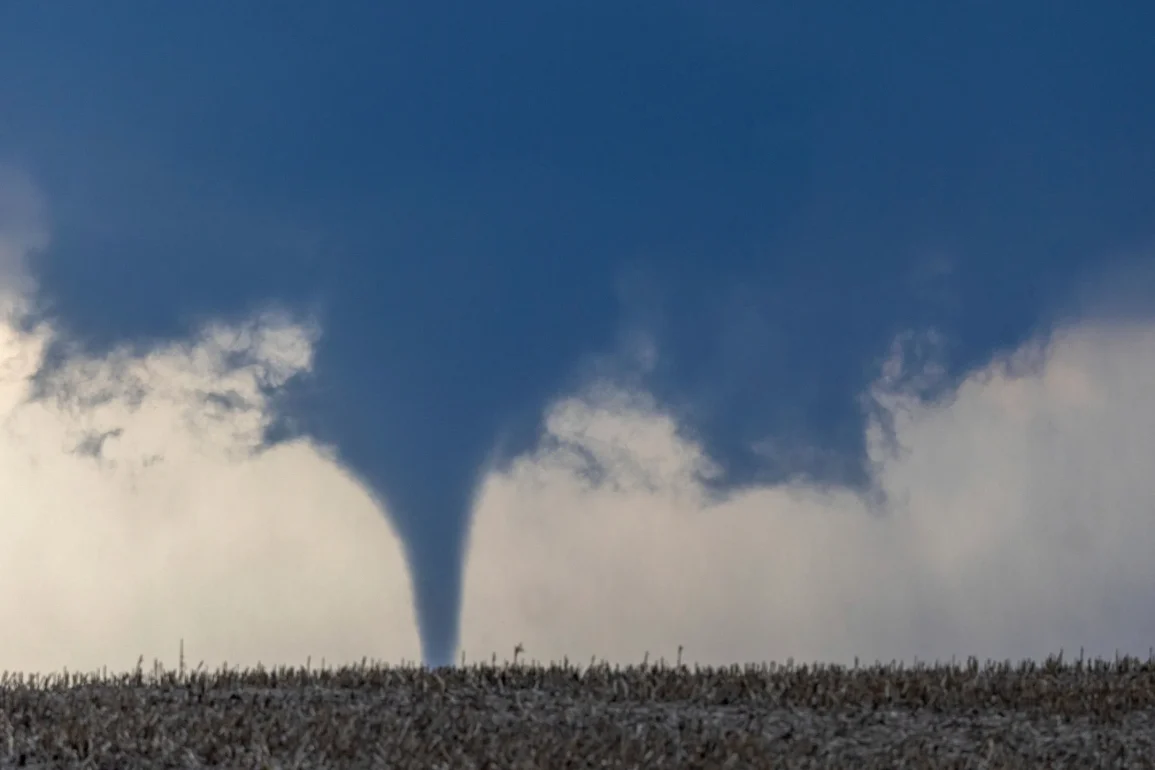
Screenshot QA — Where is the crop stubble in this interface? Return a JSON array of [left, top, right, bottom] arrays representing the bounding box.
[[1, 651, 1154, 768]]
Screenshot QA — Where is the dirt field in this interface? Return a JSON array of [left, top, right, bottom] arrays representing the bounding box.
[[1, 652, 1154, 768]]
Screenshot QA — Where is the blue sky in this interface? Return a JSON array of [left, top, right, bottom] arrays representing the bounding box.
[[1, 3, 1153, 671]]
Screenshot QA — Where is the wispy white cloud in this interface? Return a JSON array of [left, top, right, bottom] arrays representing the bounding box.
[[461, 318, 1155, 668], [0, 169, 420, 675]]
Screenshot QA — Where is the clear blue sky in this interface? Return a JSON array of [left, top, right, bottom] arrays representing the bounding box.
[[2, 2, 1152, 666]]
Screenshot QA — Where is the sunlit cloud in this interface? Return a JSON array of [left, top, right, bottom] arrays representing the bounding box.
[[462, 319, 1155, 668], [0, 169, 420, 675], [9, 164, 1153, 677]]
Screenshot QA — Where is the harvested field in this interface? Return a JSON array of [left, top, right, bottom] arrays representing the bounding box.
[[2, 651, 1155, 768]]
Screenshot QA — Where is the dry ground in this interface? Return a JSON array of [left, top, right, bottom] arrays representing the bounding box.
[[1, 651, 1154, 768]]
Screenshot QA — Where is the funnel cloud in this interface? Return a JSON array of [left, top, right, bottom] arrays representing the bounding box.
[[4, 168, 1155, 673], [2, 3, 1154, 670]]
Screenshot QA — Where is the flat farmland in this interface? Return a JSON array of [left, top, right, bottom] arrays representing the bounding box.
[[1, 653, 1154, 768]]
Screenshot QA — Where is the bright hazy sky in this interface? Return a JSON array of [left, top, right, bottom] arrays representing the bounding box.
[[1, 3, 1153, 672]]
